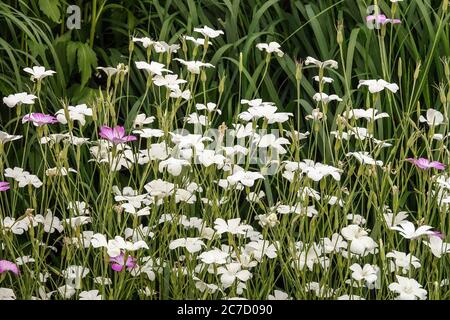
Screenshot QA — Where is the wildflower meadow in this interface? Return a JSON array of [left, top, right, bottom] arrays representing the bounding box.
[[0, 0, 450, 301]]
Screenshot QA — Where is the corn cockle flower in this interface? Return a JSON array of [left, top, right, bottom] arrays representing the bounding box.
[[193, 25, 224, 38], [110, 252, 137, 272], [3, 92, 37, 108], [406, 158, 445, 170], [419, 109, 444, 126], [22, 113, 58, 126], [0, 182, 10, 191], [386, 251, 421, 274], [0, 260, 20, 275], [358, 79, 399, 93], [153, 74, 187, 90], [366, 14, 401, 25], [256, 42, 284, 57], [227, 170, 264, 187], [133, 114, 155, 128], [23, 66, 56, 82], [99, 126, 137, 145], [388, 276, 427, 300]]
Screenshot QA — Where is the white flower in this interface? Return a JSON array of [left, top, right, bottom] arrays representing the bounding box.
[[423, 235, 450, 258], [158, 157, 190, 176], [132, 37, 154, 48], [35, 210, 63, 233], [198, 249, 229, 264], [133, 114, 155, 128], [68, 201, 90, 216], [305, 57, 338, 69], [62, 265, 89, 289], [174, 58, 215, 74], [153, 74, 187, 90], [135, 61, 172, 76], [347, 151, 383, 166], [133, 128, 164, 139], [184, 36, 211, 46], [358, 79, 399, 93], [346, 108, 390, 121], [419, 108, 444, 126], [383, 210, 409, 229], [245, 240, 277, 261], [2, 92, 37, 108], [257, 134, 290, 154], [55, 104, 93, 126], [0, 131, 22, 144], [388, 276, 427, 300], [312, 93, 342, 103], [1, 217, 29, 235], [347, 213, 366, 225], [217, 263, 252, 288], [0, 288, 16, 300], [17, 173, 43, 188], [169, 237, 205, 253], [256, 42, 284, 57], [294, 159, 341, 181], [23, 66, 56, 81], [349, 263, 378, 285], [169, 88, 191, 100], [144, 179, 174, 197], [57, 285, 76, 299], [79, 290, 102, 300], [193, 25, 224, 38], [391, 221, 434, 239], [214, 218, 250, 235], [312, 76, 333, 83], [305, 108, 324, 121], [268, 290, 291, 300], [185, 112, 209, 126], [196, 102, 221, 114], [121, 203, 150, 217], [197, 150, 226, 168], [153, 41, 180, 53], [227, 169, 264, 187], [321, 233, 347, 254], [386, 250, 421, 273], [341, 224, 378, 256]]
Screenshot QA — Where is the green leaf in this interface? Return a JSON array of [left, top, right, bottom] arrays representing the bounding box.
[[66, 41, 78, 75], [38, 0, 61, 23], [76, 42, 98, 88]]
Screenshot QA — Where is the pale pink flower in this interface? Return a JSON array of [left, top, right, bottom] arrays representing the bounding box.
[[99, 126, 137, 144], [0, 181, 9, 191], [22, 113, 58, 126], [0, 260, 20, 275], [406, 158, 446, 170], [109, 253, 136, 272]]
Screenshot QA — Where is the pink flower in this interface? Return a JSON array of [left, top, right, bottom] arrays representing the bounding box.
[[109, 252, 137, 272], [366, 14, 401, 25], [430, 231, 445, 240], [22, 113, 58, 126], [99, 126, 137, 145], [0, 260, 20, 275], [406, 158, 446, 170], [0, 181, 10, 191]]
